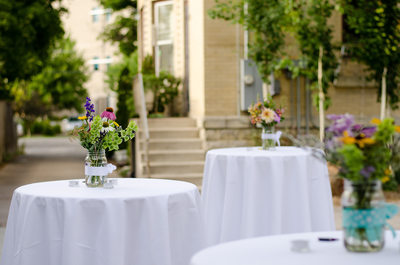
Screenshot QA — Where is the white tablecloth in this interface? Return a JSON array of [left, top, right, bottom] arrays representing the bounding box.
[[1, 178, 205, 265], [202, 147, 335, 246], [190, 231, 400, 265]]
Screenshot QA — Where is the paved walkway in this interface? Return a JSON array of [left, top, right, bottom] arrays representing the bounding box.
[[0, 136, 87, 226]]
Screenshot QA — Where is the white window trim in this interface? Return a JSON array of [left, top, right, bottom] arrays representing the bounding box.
[[90, 8, 112, 16], [89, 57, 113, 65], [154, 0, 174, 76]]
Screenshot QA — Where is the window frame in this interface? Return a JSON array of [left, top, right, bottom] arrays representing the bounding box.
[[154, 0, 174, 76]]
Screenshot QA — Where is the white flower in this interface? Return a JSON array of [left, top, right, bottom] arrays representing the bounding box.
[[261, 108, 276, 124], [101, 121, 115, 133]]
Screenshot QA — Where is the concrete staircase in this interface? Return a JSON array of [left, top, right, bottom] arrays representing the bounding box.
[[137, 118, 205, 187]]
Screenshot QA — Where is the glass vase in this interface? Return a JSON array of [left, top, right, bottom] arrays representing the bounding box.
[[261, 127, 276, 150], [341, 180, 385, 252], [85, 149, 107, 187]]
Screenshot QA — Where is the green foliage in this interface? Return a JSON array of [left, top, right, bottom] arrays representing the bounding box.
[[106, 51, 138, 149], [0, 0, 65, 98], [209, 0, 339, 109], [102, 130, 122, 151], [12, 37, 88, 133], [209, 0, 289, 83], [99, 0, 137, 56], [143, 72, 181, 114], [337, 144, 364, 181], [140, 55, 181, 114], [89, 116, 103, 145], [295, 0, 339, 109], [31, 119, 61, 136], [339, 0, 400, 108], [27, 37, 88, 112], [375, 118, 395, 142]]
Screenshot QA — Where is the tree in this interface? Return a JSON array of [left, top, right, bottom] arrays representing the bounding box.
[[99, 0, 137, 56], [106, 51, 138, 127], [339, 0, 400, 119], [13, 37, 89, 133], [0, 0, 65, 98], [294, 0, 338, 140]]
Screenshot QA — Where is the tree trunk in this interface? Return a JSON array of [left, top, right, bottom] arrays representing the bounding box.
[[380, 67, 387, 120], [318, 46, 324, 141]]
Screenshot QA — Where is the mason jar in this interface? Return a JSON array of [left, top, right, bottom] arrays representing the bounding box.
[[261, 127, 276, 150], [84, 149, 108, 187], [341, 179, 385, 252]]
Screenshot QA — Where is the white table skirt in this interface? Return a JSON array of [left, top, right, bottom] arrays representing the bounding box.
[[202, 147, 335, 246], [1, 178, 205, 265], [190, 231, 400, 265]]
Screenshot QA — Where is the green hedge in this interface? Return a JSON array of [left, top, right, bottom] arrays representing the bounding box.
[[31, 119, 61, 136]]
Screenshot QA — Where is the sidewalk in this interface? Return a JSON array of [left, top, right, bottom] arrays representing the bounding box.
[[0, 136, 92, 224]]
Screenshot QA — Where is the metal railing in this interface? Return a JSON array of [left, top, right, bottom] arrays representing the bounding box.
[[133, 73, 150, 177]]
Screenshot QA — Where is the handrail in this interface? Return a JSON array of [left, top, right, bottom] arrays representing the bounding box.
[[134, 73, 150, 177]]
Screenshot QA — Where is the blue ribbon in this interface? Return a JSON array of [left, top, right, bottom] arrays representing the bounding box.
[[343, 203, 399, 241]]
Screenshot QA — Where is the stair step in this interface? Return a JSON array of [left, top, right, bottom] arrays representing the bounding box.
[[140, 139, 203, 150], [143, 161, 204, 174], [139, 127, 199, 139], [143, 150, 205, 162], [148, 173, 203, 187], [141, 118, 197, 128]]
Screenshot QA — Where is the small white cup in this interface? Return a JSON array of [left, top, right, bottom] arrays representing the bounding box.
[[69, 180, 80, 187], [103, 181, 114, 189], [110, 178, 118, 185], [291, 240, 310, 253]]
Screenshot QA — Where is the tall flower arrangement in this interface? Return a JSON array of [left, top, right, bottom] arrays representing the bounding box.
[[74, 97, 137, 152], [324, 114, 399, 252]]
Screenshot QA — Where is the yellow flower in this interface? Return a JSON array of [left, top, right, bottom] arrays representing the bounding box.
[[113, 121, 120, 127], [395, 125, 400, 133], [381, 176, 390, 184], [356, 137, 375, 148], [384, 168, 392, 176], [340, 131, 356, 145], [370, 118, 381, 125], [78, 116, 87, 120]]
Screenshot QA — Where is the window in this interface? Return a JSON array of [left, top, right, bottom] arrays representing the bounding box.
[[154, 1, 173, 75], [91, 7, 100, 23], [93, 56, 99, 71], [106, 56, 111, 70], [105, 9, 112, 22]]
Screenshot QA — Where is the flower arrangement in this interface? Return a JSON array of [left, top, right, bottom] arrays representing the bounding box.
[[74, 97, 138, 152], [248, 97, 284, 150], [248, 97, 284, 130], [324, 114, 398, 186], [324, 114, 399, 252]]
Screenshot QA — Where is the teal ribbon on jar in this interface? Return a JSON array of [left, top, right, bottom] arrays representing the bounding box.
[[343, 203, 399, 241]]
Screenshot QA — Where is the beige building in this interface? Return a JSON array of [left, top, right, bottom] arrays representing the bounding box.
[[137, 0, 400, 149], [62, 0, 119, 113]]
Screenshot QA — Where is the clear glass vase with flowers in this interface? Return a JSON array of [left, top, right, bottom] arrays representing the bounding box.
[[248, 97, 284, 150], [73, 97, 138, 187], [324, 114, 399, 252]]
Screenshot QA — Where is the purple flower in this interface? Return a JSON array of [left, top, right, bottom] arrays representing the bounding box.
[[274, 112, 281, 123], [360, 126, 377, 138], [360, 166, 375, 179], [84, 97, 95, 121], [326, 114, 355, 136], [101, 107, 116, 121]]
